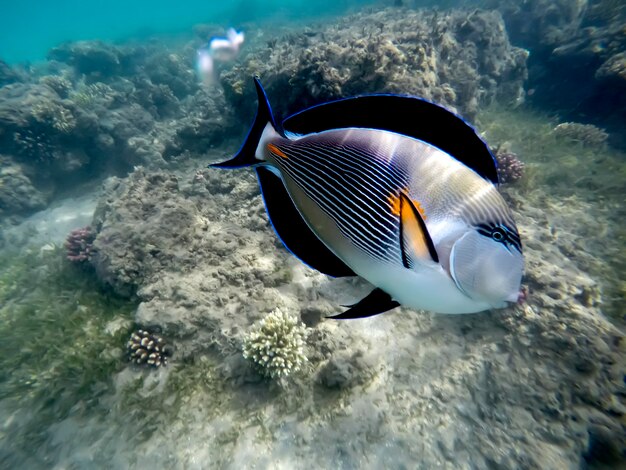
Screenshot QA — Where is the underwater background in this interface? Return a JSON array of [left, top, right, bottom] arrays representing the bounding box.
[[0, 0, 624, 468]]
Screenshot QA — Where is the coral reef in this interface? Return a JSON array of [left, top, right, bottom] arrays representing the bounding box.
[[242, 308, 308, 379], [64, 226, 96, 262], [221, 7, 527, 120], [0, 156, 48, 219], [484, 0, 588, 48], [486, 0, 626, 147], [552, 122, 609, 147], [1, 7, 625, 469], [127, 329, 172, 367], [76, 103, 624, 467], [0, 39, 234, 220], [494, 148, 525, 183], [47, 40, 130, 77]]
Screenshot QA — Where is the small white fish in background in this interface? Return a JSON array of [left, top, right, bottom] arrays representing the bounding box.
[[197, 28, 245, 85]]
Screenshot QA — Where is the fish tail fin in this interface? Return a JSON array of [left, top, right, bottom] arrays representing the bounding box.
[[209, 77, 279, 169]]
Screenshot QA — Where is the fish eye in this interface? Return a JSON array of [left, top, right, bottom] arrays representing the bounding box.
[[492, 229, 505, 242]]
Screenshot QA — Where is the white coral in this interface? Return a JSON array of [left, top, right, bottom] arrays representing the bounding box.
[[242, 308, 308, 379]]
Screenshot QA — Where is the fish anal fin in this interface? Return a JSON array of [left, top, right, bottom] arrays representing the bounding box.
[[327, 288, 400, 320], [399, 193, 439, 268], [256, 167, 355, 278]]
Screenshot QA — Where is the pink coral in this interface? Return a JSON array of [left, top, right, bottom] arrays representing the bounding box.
[[64, 226, 96, 262], [495, 150, 525, 184]]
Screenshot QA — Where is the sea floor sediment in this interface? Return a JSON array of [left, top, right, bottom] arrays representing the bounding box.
[[0, 104, 624, 469]]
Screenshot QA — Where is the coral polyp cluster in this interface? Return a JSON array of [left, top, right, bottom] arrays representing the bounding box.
[[242, 309, 308, 379], [127, 329, 172, 367], [64, 226, 96, 262], [495, 150, 525, 184]]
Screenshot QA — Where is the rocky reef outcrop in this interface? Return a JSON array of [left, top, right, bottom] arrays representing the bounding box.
[[484, 0, 626, 147], [0, 42, 235, 221], [222, 8, 527, 121]]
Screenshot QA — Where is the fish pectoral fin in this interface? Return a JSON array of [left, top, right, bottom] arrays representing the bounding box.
[[399, 193, 439, 269], [327, 288, 400, 320]]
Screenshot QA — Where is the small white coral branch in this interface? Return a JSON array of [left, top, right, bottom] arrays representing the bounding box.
[[242, 308, 308, 379]]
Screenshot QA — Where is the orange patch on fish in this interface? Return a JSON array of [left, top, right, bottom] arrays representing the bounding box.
[[267, 143, 288, 159], [388, 190, 427, 220]]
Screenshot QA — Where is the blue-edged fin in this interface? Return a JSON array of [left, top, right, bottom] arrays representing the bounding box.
[[399, 193, 439, 268], [256, 167, 355, 278], [328, 288, 400, 319], [209, 77, 278, 169], [282, 94, 498, 184]]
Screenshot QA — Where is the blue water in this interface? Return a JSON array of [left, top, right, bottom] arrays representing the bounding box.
[[0, 0, 372, 64]]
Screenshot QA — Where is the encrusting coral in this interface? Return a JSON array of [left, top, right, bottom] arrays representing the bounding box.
[[242, 308, 308, 379]]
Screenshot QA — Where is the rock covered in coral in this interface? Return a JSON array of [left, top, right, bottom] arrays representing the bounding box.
[[0, 38, 236, 222], [489, 0, 626, 148], [222, 7, 527, 120], [484, 0, 588, 48], [82, 158, 626, 468], [0, 156, 48, 218], [495, 149, 525, 184], [552, 122, 609, 147], [64, 226, 96, 262], [242, 308, 308, 379], [127, 329, 172, 367], [47, 41, 130, 77], [0, 60, 22, 87], [89, 170, 200, 296]]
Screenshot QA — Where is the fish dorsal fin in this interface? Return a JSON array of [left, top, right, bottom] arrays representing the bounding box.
[[399, 193, 439, 268], [282, 95, 498, 184], [256, 167, 356, 278]]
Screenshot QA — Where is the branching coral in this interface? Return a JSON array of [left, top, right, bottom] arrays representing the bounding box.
[[31, 101, 76, 133], [495, 149, 525, 184], [39, 75, 73, 98], [70, 82, 115, 108], [242, 308, 308, 379], [65, 226, 96, 262]]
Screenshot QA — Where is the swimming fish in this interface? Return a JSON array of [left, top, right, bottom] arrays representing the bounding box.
[[210, 77, 524, 318], [197, 28, 244, 84]]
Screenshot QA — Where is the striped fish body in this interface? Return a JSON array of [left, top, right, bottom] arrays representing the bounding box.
[[211, 78, 524, 317], [262, 126, 515, 313]]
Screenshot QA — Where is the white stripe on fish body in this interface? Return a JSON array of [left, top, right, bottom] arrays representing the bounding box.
[[256, 124, 512, 313]]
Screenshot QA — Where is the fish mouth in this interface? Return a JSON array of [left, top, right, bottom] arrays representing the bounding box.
[[513, 286, 528, 304]]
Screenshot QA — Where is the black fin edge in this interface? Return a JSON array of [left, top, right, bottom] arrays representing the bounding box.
[[327, 288, 400, 319], [256, 167, 356, 278], [282, 94, 498, 184], [210, 77, 276, 169]]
